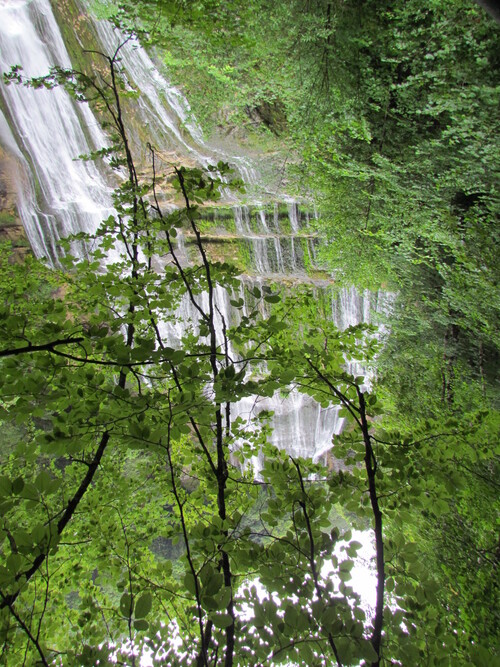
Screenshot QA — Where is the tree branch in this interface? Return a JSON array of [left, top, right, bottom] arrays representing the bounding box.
[[0, 337, 84, 358]]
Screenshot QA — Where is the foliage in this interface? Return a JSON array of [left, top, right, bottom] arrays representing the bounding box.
[[96, 0, 500, 356], [100, 0, 500, 662], [1, 2, 499, 665], [93, 0, 337, 141], [1, 45, 390, 667]]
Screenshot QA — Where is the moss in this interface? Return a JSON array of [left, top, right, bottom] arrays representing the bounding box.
[[239, 240, 252, 272], [0, 211, 18, 228], [186, 235, 247, 271], [11, 238, 30, 249], [196, 206, 238, 234], [0, 211, 30, 261], [50, 0, 102, 74]]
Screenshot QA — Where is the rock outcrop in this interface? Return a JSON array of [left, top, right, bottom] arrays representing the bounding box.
[[0, 146, 30, 261]]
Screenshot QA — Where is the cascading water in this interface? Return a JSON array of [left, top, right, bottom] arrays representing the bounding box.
[[0, 0, 114, 261], [86, 14, 215, 169], [0, 0, 383, 463]]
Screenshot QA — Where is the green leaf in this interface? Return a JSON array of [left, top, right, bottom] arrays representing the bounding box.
[[11, 477, 24, 495], [119, 593, 133, 618], [34, 470, 53, 494], [264, 294, 280, 304], [12, 529, 32, 548], [204, 572, 224, 597], [217, 586, 232, 611], [32, 524, 48, 545], [133, 619, 149, 632], [129, 420, 143, 439], [20, 483, 39, 501], [320, 605, 338, 631], [211, 612, 233, 629], [338, 570, 352, 582], [0, 476, 11, 495], [134, 592, 152, 619], [347, 540, 362, 557], [6, 553, 22, 574], [359, 640, 379, 662], [284, 605, 300, 628], [183, 572, 197, 596]]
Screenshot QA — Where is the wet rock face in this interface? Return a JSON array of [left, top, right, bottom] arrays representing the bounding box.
[[0, 147, 29, 260], [0, 149, 16, 209], [0, 175, 7, 206]]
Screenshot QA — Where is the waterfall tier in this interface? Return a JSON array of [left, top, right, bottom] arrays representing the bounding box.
[[0, 0, 386, 463], [0, 0, 114, 260]]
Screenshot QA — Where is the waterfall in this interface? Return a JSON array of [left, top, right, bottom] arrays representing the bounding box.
[[0, 0, 114, 261], [86, 15, 214, 168], [0, 0, 383, 463], [333, 286, 377, 330]]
